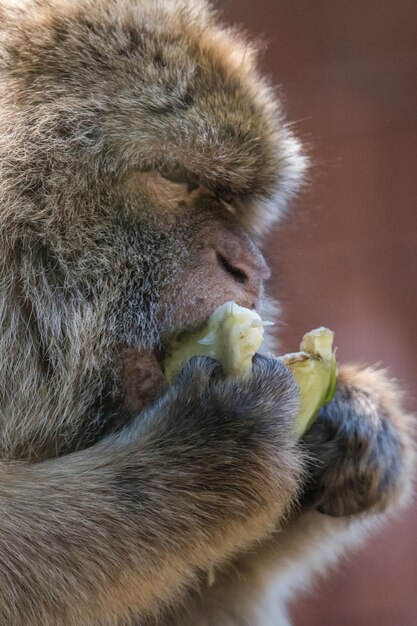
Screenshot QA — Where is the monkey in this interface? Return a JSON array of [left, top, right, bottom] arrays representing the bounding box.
[[0, 0, 413, 625]]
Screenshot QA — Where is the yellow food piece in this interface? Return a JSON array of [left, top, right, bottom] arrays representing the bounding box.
[[281, 327, 337, 438], [164, 303, 337, 438]]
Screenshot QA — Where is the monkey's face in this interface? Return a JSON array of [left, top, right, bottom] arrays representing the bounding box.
[[107, 169, 274, 416], [121, 167, 270, 336]]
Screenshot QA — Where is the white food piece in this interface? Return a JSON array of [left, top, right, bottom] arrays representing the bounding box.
[[164, 301, 272, 380]]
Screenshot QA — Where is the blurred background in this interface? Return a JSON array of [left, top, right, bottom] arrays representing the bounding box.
[[219, 1, 417, 625]]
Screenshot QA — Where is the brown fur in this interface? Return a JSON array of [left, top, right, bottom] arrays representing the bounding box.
[[0, 1, 414, 625]]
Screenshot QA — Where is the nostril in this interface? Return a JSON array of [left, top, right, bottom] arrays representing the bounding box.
[[216, 253, 248, 284]]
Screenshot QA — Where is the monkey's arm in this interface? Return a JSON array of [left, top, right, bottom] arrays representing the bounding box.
[[165, 364, 415, 626], [0, 356, 302, 626]]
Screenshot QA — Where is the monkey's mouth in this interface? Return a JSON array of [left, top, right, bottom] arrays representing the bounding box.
[[152, 333, 189, 376], [152, 317, 209, 379]]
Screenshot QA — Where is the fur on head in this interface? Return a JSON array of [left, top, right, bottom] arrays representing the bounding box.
[[0, 0, 307, 234]]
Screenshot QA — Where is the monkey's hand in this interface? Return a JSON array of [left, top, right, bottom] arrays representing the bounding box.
[[300, 364, 415, 517], [131, 354, 303, 535]]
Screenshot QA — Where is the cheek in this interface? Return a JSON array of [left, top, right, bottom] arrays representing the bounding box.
[[119, 349, 168, 417]]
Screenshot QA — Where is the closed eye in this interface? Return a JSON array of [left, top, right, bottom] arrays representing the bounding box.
[[158, 163, 200, 191], [158, 163, 188, 184]]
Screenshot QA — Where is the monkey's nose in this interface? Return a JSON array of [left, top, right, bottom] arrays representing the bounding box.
[[215, 239, 270, 294]]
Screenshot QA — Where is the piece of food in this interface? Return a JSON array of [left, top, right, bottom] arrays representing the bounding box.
[[281, 327, 337, 438], [163, 302, 337, 438], [164, 301, 271, 381]]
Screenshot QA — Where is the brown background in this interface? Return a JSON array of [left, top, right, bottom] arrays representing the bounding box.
[[219, 1, 417, 625]]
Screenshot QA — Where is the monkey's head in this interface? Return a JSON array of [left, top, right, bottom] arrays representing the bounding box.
[[0, 0, 306, 447]]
